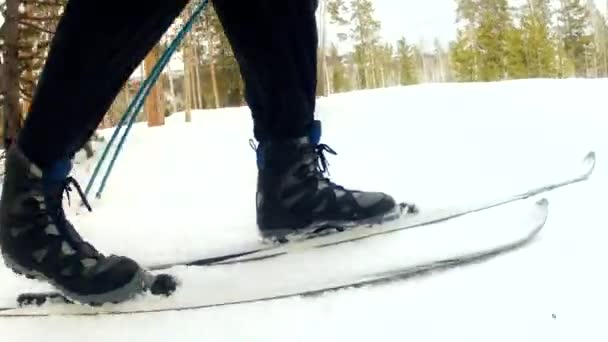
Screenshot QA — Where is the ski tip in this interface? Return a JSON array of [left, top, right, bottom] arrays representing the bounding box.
[[533, 198, 549, 227], [582, 151, 596, 177], [535, 197, 549, 209], [529, 198, 549, 238]]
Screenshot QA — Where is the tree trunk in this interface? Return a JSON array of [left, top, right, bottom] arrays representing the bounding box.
[[209, 61, 220, 108], [369, 46, 377, 88], [603, 48, 608, 77], [187, 47, 198, 109], [183, 44, 192, 122], [0, 62, 4, 142], [208, 38, 220, 108], [2, 0, 23, 149], [166, 59, 177, 113], [123, 84, 131, 111], [190, 61, 198, 109], [317, 0, 330, 96], [193, 47, 203, 109], [144, 44, 164, 127]]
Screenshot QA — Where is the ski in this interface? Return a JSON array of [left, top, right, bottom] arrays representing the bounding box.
[[0, 197, 549, 317], [147, 151, 595, 269], [0, 151, 594, 316]]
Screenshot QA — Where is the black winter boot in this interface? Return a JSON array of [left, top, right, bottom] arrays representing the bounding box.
[[0, 146, 148, 305], [254, 121, 402, 240]]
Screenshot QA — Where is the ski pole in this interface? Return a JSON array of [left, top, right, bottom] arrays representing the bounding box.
[[94, 0, 210, 199]]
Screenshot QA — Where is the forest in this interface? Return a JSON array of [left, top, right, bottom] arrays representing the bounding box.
[[0, 0, 607, 148]]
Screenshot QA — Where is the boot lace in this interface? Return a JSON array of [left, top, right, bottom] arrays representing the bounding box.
[[313, 144, 336, 175], [42, 177, 100, 259], [305, 143, 347, 192], [249, 138, 344, 189]]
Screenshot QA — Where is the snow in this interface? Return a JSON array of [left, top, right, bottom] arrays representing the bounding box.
[[1, 78, 608, 340], [129, 51, 185, 81]]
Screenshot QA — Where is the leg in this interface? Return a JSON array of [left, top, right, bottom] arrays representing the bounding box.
[[18, 0, 189, 169], [213, 0, 318, 141], [1, 0, 188, 304], [214, 0, 398, 239]]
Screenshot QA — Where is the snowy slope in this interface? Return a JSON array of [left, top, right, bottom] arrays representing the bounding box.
[[1, 78, 607, 341]]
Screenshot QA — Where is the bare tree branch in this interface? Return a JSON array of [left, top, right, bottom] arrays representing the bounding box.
[[3, 0, 23, 148], [21, 0, 65, 6], [18, 20, 55, 34], [0, 62, 5, 95], [20, 15, 61, 21], [19, 89, 33, 100], [18, 54, 45, 60]]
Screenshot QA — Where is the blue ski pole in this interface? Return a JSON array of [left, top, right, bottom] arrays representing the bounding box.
[[94, 0, 210, 199]]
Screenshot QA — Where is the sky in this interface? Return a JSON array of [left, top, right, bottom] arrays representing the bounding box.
[[371, 0, 459, 47]]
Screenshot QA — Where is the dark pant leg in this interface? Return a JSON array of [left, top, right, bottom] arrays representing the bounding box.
[[213, 0, 319, 142], [18, 0, 189, 169]]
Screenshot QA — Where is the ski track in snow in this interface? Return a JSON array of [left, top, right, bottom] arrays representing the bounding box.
[[1, 78, 607, 341]]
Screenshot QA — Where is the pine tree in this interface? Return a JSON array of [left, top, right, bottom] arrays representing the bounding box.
[[456, 0, 480, 25], [475, 0, 512, 81], [327, 43, 350, 92], [326, 0, 385, 90], [451, 0, 480, 81], [450, 29, 478, 81], [555, 41, 577, 76], [519, 0, 556, 77], [587, 0, 608, 76], [396, 37, 417, 84], [180, 2, 243, 109], [556, 0, 593, 76], [374, 43, 395, 87], [504, 25, 529, 78], [327, 0, 349, 27], [350, 0, 381, 88]]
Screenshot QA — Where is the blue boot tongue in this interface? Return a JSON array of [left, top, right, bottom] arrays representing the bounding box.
[[43, 159, 72, 193], [44, 159, 72, 181], [254, 120, 322, 170], [309, 120, 322, 145]]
